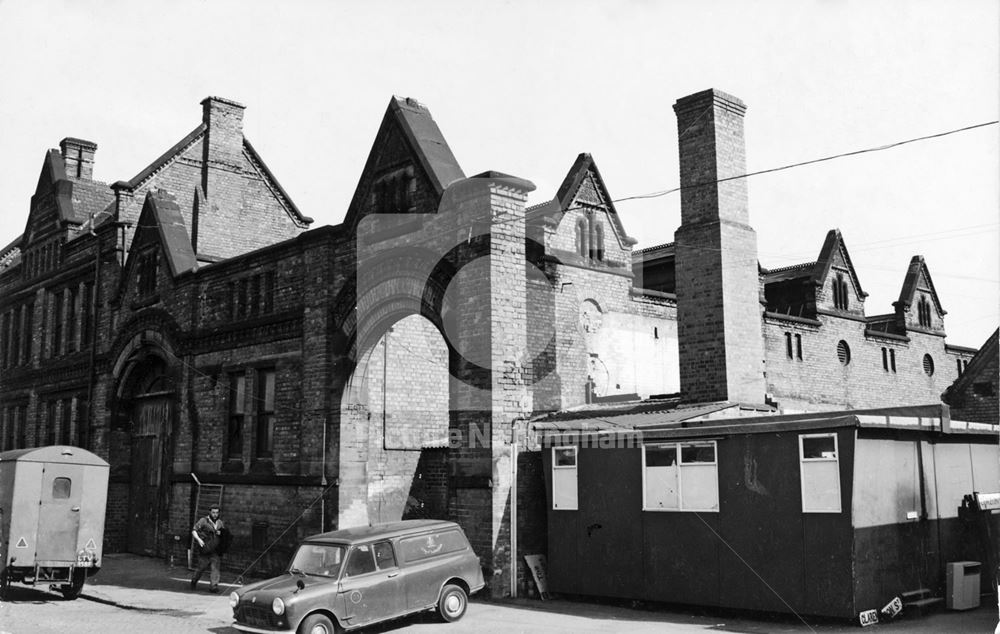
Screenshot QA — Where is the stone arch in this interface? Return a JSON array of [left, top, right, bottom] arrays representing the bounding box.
[[107, 323, 181, 556]]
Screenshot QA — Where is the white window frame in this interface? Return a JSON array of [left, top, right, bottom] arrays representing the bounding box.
[[642, 440, 719, 513], [551, 445, 578, 511], [799, 433, 842, 513]]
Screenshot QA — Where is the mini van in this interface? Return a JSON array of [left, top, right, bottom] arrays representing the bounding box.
[[231, 520, 484, 634]]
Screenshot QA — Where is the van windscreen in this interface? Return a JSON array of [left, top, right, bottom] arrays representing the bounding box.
[[398, 530, 467, 563]]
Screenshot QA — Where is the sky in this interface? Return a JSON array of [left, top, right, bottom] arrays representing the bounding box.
[[0, 0, 997, 348]]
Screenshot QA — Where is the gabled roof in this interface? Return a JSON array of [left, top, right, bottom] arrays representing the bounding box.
[[345, 96, 465, 225], [126, 123, 207, 190], [553, 153, 636, 247], [895, 255, 945, 314], [945, 328, 999, 401], [811, 229, 867, 297], [132, 189, 197, 277], [122, 121, 311, 228], [23, 149, 114, 243]]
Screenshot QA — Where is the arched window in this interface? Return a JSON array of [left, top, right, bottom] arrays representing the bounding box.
[[917, 296, 932, 328], [594, 223, 604, 261], [576, 219, 588, 258], [833, 274, 849, 310]]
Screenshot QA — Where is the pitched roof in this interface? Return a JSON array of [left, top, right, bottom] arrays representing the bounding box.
[[135, 189, 197, 277], [895, 255, 945, 314], [126, 124, 207, 190], [391, 97, 464, 194], [811, 228, 867, 297], [553, 153, 636, 247], [344, 96, 465, 225], [945, 328, 999, 402], [123, 121, 311, 227]]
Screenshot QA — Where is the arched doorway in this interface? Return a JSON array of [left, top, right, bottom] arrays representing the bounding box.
[[113, 352, 176, 555]]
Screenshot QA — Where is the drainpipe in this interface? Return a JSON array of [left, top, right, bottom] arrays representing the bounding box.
[[320, 418, 327, 533], [510, 418, 524, 599], [85, 225, 101, 451]]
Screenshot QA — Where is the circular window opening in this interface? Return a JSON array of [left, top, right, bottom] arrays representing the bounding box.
[[836, 340, 851, 365], [923, 354, 935, 376]]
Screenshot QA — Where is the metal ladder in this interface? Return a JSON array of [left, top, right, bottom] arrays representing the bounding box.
[[188, 474, 224, 569]]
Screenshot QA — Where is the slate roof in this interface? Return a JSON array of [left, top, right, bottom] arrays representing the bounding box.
[[945, 328, 999, 402], [391, 97, 465, 194], [895, 255, 945, 313], [142, 190, 197, 277]]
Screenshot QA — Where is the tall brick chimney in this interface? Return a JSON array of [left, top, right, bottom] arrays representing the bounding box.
[[201, 96, 245, 163], [672, 89, 766, 404], [200, 96, 245, 200], [60, 137, 97, 180]]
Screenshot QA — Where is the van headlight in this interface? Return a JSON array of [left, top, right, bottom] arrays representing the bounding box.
[[229, 591, 240, 608], [272, 597, 285, 615]]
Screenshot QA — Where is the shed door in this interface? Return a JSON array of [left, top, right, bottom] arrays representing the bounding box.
[[36, 463, 84, 562], [128, 396, 169, 555]]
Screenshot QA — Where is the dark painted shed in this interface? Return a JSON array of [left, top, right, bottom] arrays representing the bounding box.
[[540, 405, 998, 619]]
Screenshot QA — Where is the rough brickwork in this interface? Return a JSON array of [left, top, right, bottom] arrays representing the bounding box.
[[0, 90, 992, 595], [673, 89, 766, 405]]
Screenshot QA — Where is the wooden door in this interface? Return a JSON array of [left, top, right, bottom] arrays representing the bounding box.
[[127, 396, 169, 555]]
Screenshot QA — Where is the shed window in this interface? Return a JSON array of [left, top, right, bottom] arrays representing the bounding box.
[[52, 477, 71, 499], [799, 433, 841, 513], [643, 441, 719, 512], [551, 446, 578, 510]]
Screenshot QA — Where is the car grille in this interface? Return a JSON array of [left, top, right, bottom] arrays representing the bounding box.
[[236, 603, 276, 627]]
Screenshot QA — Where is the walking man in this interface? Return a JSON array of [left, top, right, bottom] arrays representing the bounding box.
[[190, 505, 224, 593]]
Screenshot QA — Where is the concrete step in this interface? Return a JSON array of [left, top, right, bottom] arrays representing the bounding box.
[[903, 596, 944, 617], [900, 588, 933, 601]]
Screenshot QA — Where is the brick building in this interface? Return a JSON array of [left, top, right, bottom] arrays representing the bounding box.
[[0, 89, 992, 596]]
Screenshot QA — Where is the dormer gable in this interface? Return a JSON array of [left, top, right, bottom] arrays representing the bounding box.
[[813, 229, 867, 316], [540, 153, 636, 270], [893, 255, 946, 334], [115, 190, 196, 309], [343, 97, 465, 227]]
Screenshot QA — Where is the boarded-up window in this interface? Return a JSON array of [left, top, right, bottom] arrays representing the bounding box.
[[800, 433, 841, 513], [643, 441, 719, 512], [552, 446, 578, 510]]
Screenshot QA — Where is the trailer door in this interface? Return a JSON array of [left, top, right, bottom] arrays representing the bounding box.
[[36, 463, 84, 563]]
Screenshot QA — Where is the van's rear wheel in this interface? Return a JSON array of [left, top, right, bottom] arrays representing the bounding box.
[[59, 570, 86, 601], [437, 584, 468, 622], [298, 614, 337, 634]]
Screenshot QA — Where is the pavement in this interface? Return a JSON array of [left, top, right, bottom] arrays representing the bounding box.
[[80, 553, 1000, 633]]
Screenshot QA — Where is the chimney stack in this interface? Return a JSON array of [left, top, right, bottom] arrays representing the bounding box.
[[200, 96, 245, 197], [60, 137, 97, 180], [672, 89, 766, 404]]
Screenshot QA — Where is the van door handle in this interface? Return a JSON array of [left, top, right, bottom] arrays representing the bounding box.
[[71, 507, 80, 512], [387, 572, 399, 578]]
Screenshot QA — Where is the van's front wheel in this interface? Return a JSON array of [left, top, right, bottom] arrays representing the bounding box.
[[298, 614, 338, 634], [437, 584, 468, 622]]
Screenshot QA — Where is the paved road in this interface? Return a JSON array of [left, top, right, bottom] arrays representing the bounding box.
[[1, 582, 997, 633]]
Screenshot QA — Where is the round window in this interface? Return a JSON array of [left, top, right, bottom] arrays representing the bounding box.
[[836, 340, 851, 365], [923, 354, 934, 376]]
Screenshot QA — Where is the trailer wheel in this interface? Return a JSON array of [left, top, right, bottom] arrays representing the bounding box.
[[0, 569, 9, 599], [59, 570, 86, 601]]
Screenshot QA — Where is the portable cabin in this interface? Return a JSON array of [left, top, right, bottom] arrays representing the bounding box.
[[0, 446, 110, 599], [540, 405, 998, 619]]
